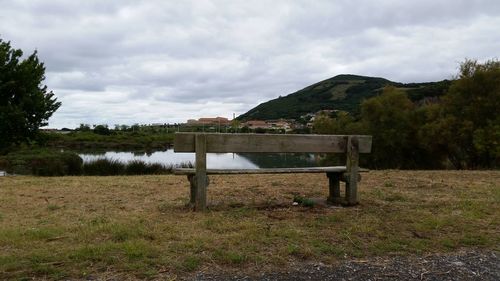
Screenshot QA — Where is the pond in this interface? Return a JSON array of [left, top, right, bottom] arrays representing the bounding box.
[[78, 149, 322, 169]]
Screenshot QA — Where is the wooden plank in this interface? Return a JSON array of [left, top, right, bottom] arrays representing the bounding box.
[[174, 133, 372, 153], [187, 175, 196, 208], [327, 172, 342, 204], [195, 134, 208, 211], [345, 136, 359, 205], [173, 166, 369, 175]]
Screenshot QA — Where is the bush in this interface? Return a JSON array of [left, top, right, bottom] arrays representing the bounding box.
[[125, 160, 169, 175], [125, 160, 149, 175], [0, 149, 83, 176], [93, 125, 110, 135], [83, 159, 178, 176], [83, 159, 125, 176], [293, 195, 315, 207]]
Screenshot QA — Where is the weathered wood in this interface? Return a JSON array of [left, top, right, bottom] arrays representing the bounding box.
[[187, 175, 196, 208], [174, 166, 369, 175], [173, 132, 372, 210], [345, 136, 360, 205], [174, 133, 372, 153], [327, 172, 342, 204], [195, 134, 208, 211]]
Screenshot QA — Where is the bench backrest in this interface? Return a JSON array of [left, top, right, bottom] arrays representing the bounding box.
[[174, 133, 372, 153]]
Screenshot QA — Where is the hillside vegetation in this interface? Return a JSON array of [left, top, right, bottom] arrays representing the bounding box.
[[237, 74, 451, 120], [312, 60, 499, 169]]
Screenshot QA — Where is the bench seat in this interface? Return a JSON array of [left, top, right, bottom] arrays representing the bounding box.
[[174, 166, 369, 175]]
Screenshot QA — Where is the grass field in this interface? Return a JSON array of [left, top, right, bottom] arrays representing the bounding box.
[[0, 171, 499, 279]]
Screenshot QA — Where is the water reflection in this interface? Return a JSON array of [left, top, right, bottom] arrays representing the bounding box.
[[79, 149, 321, 169]]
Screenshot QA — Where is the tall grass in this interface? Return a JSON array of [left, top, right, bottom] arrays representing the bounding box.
[[83, 158, 192, 176], [0, 149, 83, 176], [82, 159, 125, 175]]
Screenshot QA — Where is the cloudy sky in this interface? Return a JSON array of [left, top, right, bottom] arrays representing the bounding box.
[[1, 0, 499, 128]]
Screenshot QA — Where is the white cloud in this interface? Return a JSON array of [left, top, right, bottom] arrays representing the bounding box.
[[1, 0, 499, 127]]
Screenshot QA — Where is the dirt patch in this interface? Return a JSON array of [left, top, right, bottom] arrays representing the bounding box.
[[193, 250, 499, 280]]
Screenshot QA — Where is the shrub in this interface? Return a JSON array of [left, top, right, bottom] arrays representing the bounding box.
[[177, 161, 194, 169], [93, 125, 110, 135], [0, 149, 83, 176], [124, 160, 149, 175], [83, 159, 125, 176], [124, 160, 170, 175], [146, 163, 170, 174], [83, 159, 177, 176], [293, 195, 315, 207]]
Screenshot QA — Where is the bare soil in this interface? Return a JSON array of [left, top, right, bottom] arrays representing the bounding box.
[[193, 250, 499, 280]]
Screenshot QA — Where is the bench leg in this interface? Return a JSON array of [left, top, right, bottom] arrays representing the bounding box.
[[188, 175, 196, 208], [346, 136, 359, 205], [195, 134, 208, 211], [345, 180, 357, 205], [326, 172, 342, 204], [187, 174, 210, 209]]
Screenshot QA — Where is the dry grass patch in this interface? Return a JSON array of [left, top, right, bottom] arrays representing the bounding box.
[[0, 171, 498, 279]]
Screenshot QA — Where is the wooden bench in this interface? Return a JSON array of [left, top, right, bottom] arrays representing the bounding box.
[[173, 133, 372, 211]]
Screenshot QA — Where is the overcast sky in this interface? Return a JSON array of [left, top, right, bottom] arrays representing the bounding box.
[[1, 0, 499, 128]]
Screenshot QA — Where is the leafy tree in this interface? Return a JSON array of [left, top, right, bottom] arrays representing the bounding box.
[[420, 59, 500, 168], [411, 103, 449, 168], [93, 124, 110, 135], [360, 86, 415, 168], [313, 111, 361, 135], [77, 124, 91, 132], [231, 119, 241, 132], [312, 112, 336, 134], [131, 124, 140, 132], [120, 124, 130, 131], [0, 39, 60, 152]]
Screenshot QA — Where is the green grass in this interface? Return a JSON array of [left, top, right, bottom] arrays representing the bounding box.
[[0, 171, 498, 279]]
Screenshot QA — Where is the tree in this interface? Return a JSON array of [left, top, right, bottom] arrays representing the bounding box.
[[0, 39, 60, 152], [231, 119, 241, 133], [313, 110, 360, 135], [312, 112, 336, 134], [93, 124, 110, 135], [360, 86, 415, 168], [420, 59, 500, 168], [77, 124, 91, 132]]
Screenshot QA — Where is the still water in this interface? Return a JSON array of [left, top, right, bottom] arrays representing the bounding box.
[[79, 149, 321, 169]]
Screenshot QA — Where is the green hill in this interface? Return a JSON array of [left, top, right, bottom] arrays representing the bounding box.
[[237, 74, 451, 120]]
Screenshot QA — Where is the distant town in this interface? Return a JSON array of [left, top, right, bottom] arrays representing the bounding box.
[[43, 109, 338, 134]]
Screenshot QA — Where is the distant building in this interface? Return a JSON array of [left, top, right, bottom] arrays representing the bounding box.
[[266, 119, 293, 131], [316, 109, 337, 115], [242, 119, 293, 131], [151, 123, 165, 126], [186, 117, 231, 126], [243, 120, 269, 129]]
